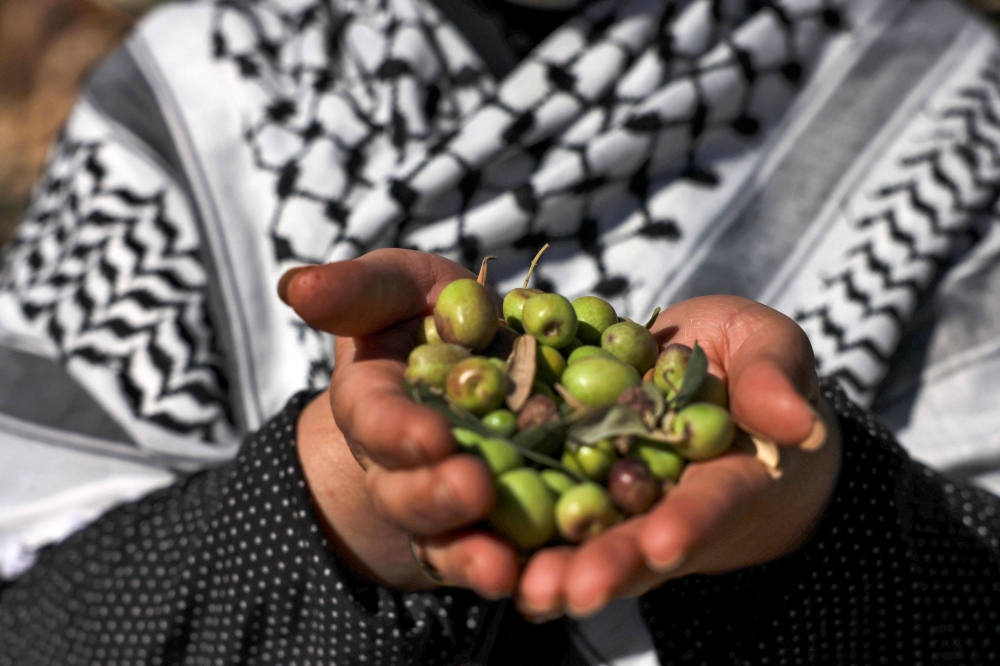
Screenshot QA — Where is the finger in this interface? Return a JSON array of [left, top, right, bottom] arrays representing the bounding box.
[[558, 521, 660, 618], [728, 357, 820, 447], [330, 356, 453, 467], [725, 318, 819, 448], [421, 530, 521, 600], [640, 453, 771, 575], [517, 547, 574, 621], [365, 455, 495, 534], [653, 296, 820, 448], [282, 248, 475, 337]]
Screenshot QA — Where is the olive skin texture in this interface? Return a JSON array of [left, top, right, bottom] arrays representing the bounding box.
[[477, 439, 524, 476], [572, 296, 618, 346], [445, 357, 507, 416], [490, 468, 557, 550], [414, 315, 443, 345], [536, 345, 567, 386], [434, 279, 500, 351], [607, 457, 661, 516], [630, 443, 685, 482], [541, 469, 577, 496], [522, 293, 579, 348], [502, 288, 543, 332], [452, 427, 523, 475], [670, 403, 735, 460], [561, 356, 641, 408], [601, 320, 659, 375], [566, 345, 615, 365], [406, 343, 470, 389], [555, 483, 619, 543], [482, 409, 518, 437], [652, 343, 691, 400], [562, 439, 617, 483]]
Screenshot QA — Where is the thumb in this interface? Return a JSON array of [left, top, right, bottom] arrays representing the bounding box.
[[726, 319, 821, 448], [279, 249, 475, 337]]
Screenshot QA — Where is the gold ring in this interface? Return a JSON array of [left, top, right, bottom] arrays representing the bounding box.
[[408, 533, 448, 585]]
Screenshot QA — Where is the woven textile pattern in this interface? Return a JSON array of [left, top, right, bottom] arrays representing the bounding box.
[[797, 51, 1000, 400], [0, 116, 234, 444]]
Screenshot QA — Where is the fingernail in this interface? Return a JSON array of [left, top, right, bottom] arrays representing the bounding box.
[[277, 266, 311, 305], [800, 412, 827, 452], [648, 551, 685, 574]]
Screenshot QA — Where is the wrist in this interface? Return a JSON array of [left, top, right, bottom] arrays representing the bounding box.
[[296, 390, 436, 590]]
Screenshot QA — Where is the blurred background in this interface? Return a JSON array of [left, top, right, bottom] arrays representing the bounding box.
[[0, 0, 999, 246]]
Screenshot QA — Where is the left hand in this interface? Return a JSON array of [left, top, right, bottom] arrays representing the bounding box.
[[512, 295, 841, 622]]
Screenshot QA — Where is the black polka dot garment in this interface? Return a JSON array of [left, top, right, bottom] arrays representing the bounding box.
[[2, 382, 999, 665], [0, 392, 489, 666], [640, 381, 1000, 665]]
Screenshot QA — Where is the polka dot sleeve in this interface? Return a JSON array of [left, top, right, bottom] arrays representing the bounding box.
[[640, 378, 1000, 665], [0, 392, 490, 666]]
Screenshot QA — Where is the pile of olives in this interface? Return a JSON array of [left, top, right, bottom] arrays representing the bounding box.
[[405, 256, 737, 552]]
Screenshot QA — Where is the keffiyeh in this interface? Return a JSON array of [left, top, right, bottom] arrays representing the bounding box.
[[2, 0, 1000, 577]]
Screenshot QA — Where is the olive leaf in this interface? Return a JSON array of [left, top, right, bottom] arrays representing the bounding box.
[[671, 341, 708, 410], [644, 306, 661, 330], [407, 380, 587, 482], [506, 334, 537, 412], [568, 406, 651, 445]]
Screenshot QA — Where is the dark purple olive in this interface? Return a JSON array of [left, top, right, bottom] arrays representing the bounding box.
[[607, 457, 661, 516]]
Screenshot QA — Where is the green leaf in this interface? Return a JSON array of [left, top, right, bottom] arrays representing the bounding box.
[[568, 406, 650, 445], [407, 381, 587, 482], [672, 341, 707, 409]]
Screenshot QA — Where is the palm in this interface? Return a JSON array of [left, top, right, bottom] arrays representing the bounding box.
[[283, 251, 840, 617]]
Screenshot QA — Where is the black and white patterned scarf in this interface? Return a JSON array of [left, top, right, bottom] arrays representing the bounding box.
[[5, 0, 998, 467]]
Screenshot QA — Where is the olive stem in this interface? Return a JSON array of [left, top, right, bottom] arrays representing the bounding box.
[[523, 243, 550, 289], [643, 306, 661, 329], [553, 383, 591, 418], [477, 255, 497, 285]]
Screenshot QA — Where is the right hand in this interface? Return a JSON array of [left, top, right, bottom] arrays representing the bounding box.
[[283, 249, 522, 598]]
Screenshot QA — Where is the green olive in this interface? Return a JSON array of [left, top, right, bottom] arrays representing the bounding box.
[[561, 356, 641, 408], [490, 468, 557, 550], [554, 483, 619, 543], [482, 409, 517, 437], [670, 403, 735, 460], [562, 439, 617, 482]]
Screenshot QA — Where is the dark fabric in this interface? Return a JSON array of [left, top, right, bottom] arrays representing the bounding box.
[[640, 379, 1000, 664], [2, 380, 999, 664]]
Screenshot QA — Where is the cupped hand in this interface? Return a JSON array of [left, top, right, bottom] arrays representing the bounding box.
[[282, 250, 840, 615], [284, 249, 521, 597], [514, 296, 841, 621]]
